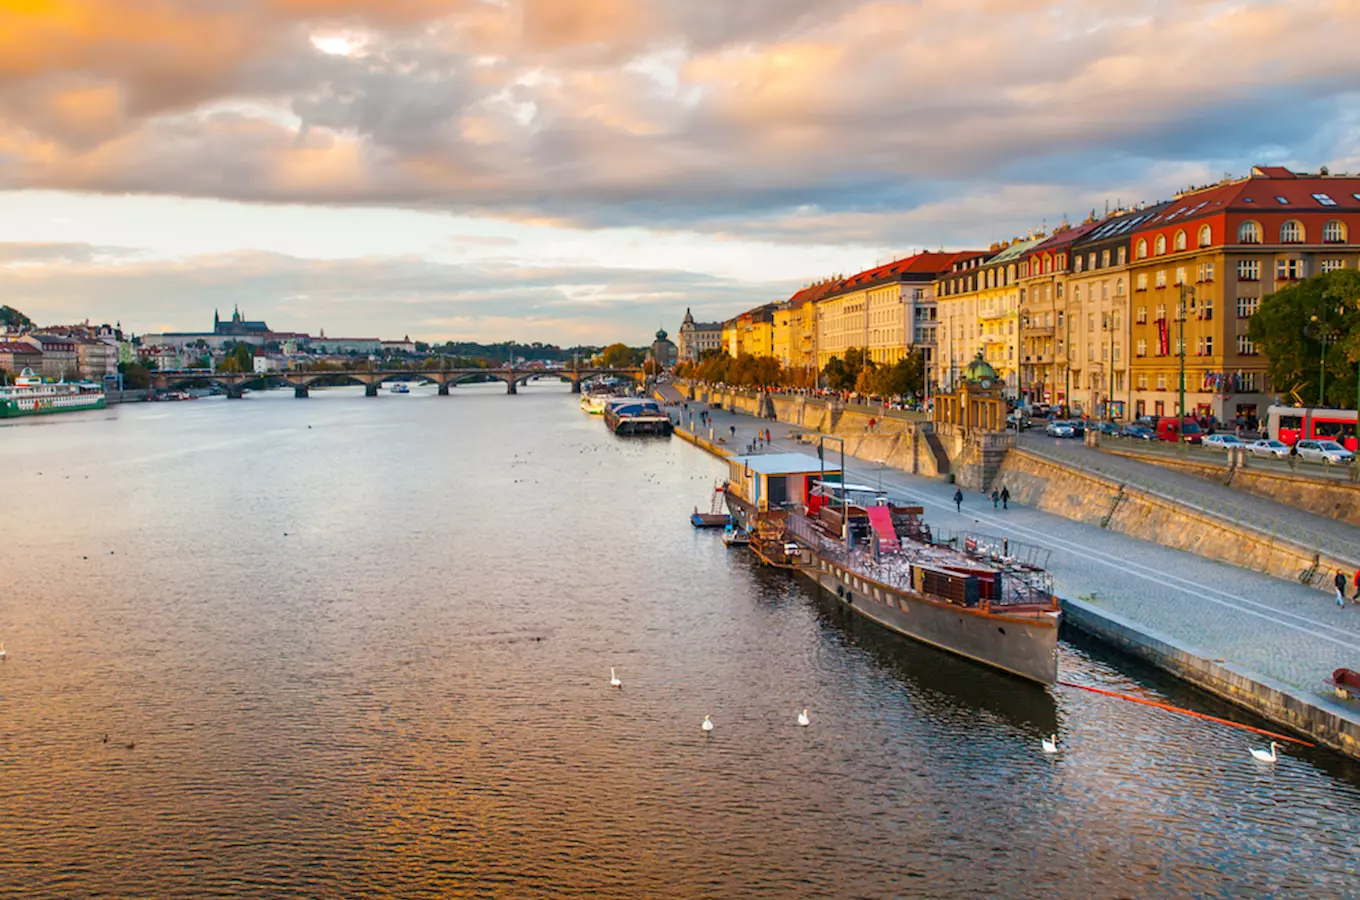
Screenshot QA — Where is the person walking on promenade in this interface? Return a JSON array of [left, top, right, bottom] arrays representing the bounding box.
[[730, 425, 736, 439], [991, 489, 1000, 509], [1000, 486, 1010, 509], [1335, 570, 1349, 607], [953, 488, 963, 513], [1353, 566, 1360, 602]]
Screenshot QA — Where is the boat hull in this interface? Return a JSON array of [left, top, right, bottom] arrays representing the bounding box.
[[0, 396, 106, 418], [803, 562, 1058, 685]]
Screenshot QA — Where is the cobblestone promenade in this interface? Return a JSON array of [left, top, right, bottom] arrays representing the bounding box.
[[659, 387, 1360, 697]]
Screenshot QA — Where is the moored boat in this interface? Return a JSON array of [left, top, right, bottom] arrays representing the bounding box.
[[603, 397, 672, 436], [389, 383, 411, 394], [0, 369, 106, 418], [723, 450, 1059, 685]]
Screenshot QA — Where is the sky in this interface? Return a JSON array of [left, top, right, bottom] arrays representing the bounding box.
[[2, 0, 1359, 345]]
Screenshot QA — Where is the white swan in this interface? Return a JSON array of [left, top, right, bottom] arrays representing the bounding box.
[[1250, 742, 1278, 763], [1041, 734, 1057, 754], [701, 715, 713, 733], [797, 708, 810, 727], [609, 667, 622, 688]]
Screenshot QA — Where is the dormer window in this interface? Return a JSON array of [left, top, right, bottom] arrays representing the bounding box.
[[1323, 220, 1347, 243], [1280, 220, 1304, 243], [1275, 196, 1290, 204], [1173, 230, 1187, 252], [1198, 224, 1211, 248], [1154, 235, 1167, 255], [1136, 238, 1147, 259], [1238, 221, 1262, 244]]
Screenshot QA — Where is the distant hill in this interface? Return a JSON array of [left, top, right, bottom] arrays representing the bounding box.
[[0, 305, 33, 330]]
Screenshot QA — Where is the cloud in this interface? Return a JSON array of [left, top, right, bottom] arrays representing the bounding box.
[[1, 0, 1358, 247], [0, 244, 789, 342]]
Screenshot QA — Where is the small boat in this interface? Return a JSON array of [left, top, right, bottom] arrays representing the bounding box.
[[722, 525, 750, 547], [1325, 667, 1360, 700], [692, 510, 731, 528], [389, 383, 411, 394]]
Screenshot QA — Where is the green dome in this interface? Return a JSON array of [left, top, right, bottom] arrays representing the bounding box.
[[962, 352, 997, 384]]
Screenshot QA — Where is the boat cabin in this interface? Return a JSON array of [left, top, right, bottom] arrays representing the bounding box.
[[727, 453, 843, 512]]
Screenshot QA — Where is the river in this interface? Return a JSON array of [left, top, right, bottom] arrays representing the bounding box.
[[1, 382, 1358, 898]]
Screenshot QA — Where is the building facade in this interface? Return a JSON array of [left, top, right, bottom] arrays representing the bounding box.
[[0, 341, 43, 378], [20, 334, 78, 380], [677, 309, 723, 362]]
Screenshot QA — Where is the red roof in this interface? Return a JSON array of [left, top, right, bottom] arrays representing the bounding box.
[[825, 250, 987, 300], [0, 341, 41, 354]]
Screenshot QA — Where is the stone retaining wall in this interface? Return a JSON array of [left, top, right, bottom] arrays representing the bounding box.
[[998, 449, 1355, 593], [1101, 449, 1360, 527]]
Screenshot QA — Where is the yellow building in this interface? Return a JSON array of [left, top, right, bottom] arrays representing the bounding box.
[[935, 239, 1040, 397]]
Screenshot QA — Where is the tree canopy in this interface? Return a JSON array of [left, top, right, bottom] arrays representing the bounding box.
[[0, 305, 33, 330], [597, 343, 643, 368], [1248, 269, 1360, 408]]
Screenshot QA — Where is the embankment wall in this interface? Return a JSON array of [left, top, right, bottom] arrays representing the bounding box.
[[997, 449, 1354, 593]]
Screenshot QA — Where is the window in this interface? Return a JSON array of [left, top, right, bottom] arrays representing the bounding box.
[[1056, 283, 1064, 299], [1073, 285, 1081, 303], [1074, 255, 1083, 273], [1277, 258, 1306, 280], [1239, 221, 1262, 244], [1237, 259, 1260, 281], [1275, 196, 1290, 205], [1087, 342, 1095, 361], [1323, 220, 1346, 243], [1101, 250, 1111, 268], [1155, 270, 1167, 288], [1136, 273, 1148, 291], [1321, 259, 1346, 273], [1116, 278, 1125, 296], [1237, 334, 1258, 356], [1156, 304, 1167, 321], [1117, 247, 1127, 265], [1102, 344, 1109, 361], [1136, 238, 1148, 259], [1199, 297, 1213, 321], [1088, 314, 1096, 333], [1112, 311, 1122, 330], [1136, 339, 1147, 357], [1175, 266, 1187, 286], [1198, 225, 1211, 248], [1138, 374, 1148, 390], [1157, 374, 1167, 390], [1197, 336, 1214, 356], [1089, 252, 1096, 270], [1136, 306, 1147, 324], [1280, 220, 1304, 243], [1155, 235, 1167, 255], [1174, 230, 1187, 252], [1313, 193, 1337, 206], [1197, 262, 1215, 283], [1101, 281, 1109, 300]]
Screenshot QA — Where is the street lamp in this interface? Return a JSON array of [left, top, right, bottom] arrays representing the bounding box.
[[1178, 283, 1194, 455]]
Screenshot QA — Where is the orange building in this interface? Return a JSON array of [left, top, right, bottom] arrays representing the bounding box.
[[1125, 166, 1360, 425]]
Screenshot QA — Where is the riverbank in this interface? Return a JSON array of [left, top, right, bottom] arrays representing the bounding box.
[[658, 385, 1360, 760]]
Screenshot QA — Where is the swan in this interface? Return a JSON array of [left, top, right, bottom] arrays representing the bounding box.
[[1250, 742, 1278, 763], [1041, 734, 1058, 754], [701, 715, 713, 733], [609, 667, 622, 688], [797, 709, 810, 727]]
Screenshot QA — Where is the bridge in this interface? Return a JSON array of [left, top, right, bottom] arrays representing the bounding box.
[[148, 367, 647, 398]]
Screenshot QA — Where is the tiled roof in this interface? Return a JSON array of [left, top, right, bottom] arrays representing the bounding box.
[[823, 250, 986, 301], [0, 341, 41, 354]]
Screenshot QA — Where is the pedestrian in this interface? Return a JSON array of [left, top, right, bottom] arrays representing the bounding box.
[[1354, 567, 1360, 602], [953, 488, 963, 513], [1000, 486, 1010, 510], [730, 425, 736, 439], [1335, 569, 1348, 608], [991, 489, 1000, 509]]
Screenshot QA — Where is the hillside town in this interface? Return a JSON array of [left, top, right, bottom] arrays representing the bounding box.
[[680, 165, 1360, 431]]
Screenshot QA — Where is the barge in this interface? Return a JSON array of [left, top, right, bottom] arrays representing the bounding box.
[[603, 397, 673, 436], [724, 451, 1059, 685], [0, 368, 106, 418]]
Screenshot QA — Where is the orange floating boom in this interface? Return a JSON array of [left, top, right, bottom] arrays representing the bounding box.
[[1058, 680, 1314, 748]]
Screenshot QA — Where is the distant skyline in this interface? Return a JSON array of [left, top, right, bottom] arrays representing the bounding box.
[[3, 1, 1359, 343]]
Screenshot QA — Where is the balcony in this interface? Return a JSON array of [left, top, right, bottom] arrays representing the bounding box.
[[977, 308, 1008, 321], [979, 333, 1008, 344]]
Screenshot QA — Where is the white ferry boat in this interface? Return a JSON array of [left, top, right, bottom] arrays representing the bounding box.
[[0, 368, 106, 418]]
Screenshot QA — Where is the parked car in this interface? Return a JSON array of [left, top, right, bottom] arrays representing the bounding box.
[[1248, 439, 1290, 459], [1156, 416, 1203, 444], [1045, 420, 1076, 438], [1119, 424, 1156, 440], [1007, 411, 1031, 431], [1095, 422, 1120, 436], [1295, 439, 1356, 465], [1201, 434, 1246, 451]]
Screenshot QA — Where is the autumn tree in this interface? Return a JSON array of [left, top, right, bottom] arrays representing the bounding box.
[[1248, 269, 1360, 408]]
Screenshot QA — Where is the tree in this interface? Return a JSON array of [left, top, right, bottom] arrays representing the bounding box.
[[218, 357, 243, 374], [598, 343, 640, 368], [1249, 269, 1360, 408], [867, 348, 926, 399], [230, 342, 254, 372], [0, 305, 33, 330], [118, 361, 151, 389]]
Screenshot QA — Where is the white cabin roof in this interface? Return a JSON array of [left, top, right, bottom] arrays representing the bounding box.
[[731, 453, 842, 476]]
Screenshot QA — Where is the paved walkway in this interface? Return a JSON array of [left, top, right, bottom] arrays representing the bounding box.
[[1016, 433, 1360, 564], [658, 387, 1360, 697]]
